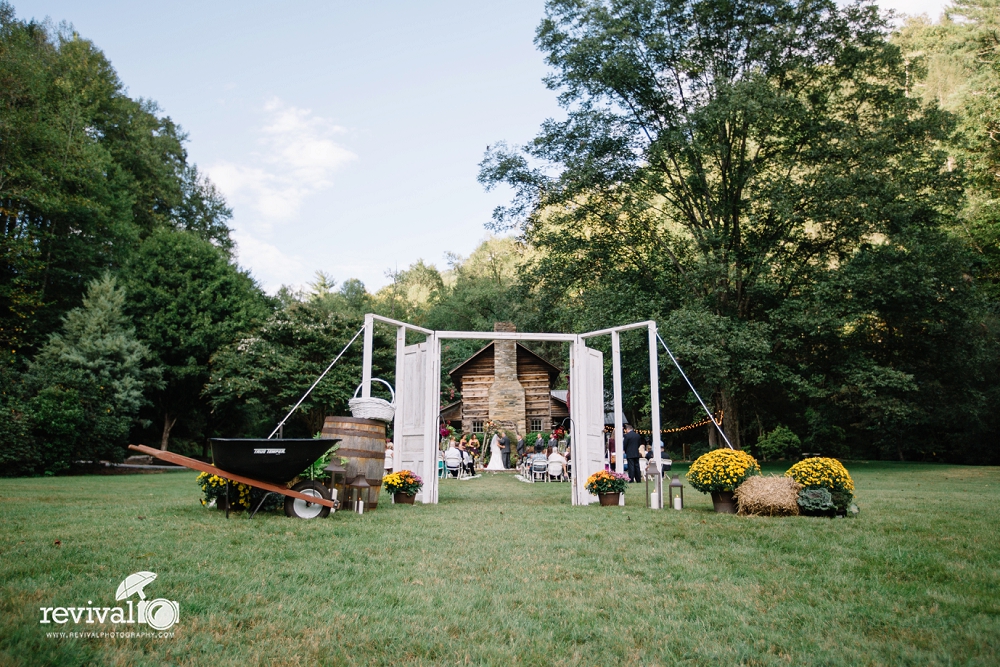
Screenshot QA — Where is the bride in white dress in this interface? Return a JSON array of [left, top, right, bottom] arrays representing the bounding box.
[[485, 433, 506, 471]]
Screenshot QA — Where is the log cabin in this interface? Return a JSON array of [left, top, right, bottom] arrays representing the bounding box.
[[439, 323, 567, 435]]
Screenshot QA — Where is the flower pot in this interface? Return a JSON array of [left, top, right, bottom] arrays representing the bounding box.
[[598, 492, 621, 506], [394, 492, 416, 504], [711, 491, 737, 514], [215, 497, 244, 512]]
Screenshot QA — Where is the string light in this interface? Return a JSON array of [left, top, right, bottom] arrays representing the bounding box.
[[604, 411, 723, 436]]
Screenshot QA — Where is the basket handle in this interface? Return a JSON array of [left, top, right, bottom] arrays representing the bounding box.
[[353, 378, 395, 404]]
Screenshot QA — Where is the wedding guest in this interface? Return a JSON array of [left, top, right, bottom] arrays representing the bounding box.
[[384, 441, 394, 474], [445, 440, 462, 477], [547, 446, 568, 480], [623, 424, 642, 483], [468, 434, 480, 470], [459, 442, 475, 477], [531, 446, 548, 467], [499, 431, 511, 469]]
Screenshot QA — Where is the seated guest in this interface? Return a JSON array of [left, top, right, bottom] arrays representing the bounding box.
[[532, 447, 549, 466], [547, 447, 567, 480], [445, 440, 462, 477]]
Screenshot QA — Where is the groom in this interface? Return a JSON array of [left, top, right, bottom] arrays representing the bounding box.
[[499, 431, 511, 469]]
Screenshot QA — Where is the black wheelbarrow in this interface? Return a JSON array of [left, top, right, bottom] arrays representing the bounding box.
[[128, 439, 341, 519]]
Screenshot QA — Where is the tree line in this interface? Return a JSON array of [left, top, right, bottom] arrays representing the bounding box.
[[2, 0, 998, 475]]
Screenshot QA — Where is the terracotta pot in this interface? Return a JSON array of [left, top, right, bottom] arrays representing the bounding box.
[[711, 491, 737, 514], [394, 492, 416, 505], [598, 492, 621, 506]]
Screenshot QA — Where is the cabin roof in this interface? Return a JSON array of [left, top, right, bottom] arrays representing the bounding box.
[[448, 342, 561, 383]]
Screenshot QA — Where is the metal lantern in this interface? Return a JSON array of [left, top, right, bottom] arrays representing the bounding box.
[[668, 474, 684, 510], [347, 475, 371, 514], [645, 465, 663, 509], [324, 460, 347, 510]]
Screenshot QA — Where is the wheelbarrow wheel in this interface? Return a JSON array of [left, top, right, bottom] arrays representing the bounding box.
[[284, 481, 331, 519]]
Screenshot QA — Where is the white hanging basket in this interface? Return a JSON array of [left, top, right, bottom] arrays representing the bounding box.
[[348, 378, 396, 422]]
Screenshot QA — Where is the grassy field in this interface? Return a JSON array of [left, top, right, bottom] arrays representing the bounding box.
[[1, 462, 999, 666]]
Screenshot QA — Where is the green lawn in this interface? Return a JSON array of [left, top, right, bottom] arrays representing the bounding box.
[[1, 462, 998, 666]]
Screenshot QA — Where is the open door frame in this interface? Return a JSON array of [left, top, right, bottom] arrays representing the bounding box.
[[362, 315, 664, 508]]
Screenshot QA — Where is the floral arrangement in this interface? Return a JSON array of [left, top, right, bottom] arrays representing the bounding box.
[[585, 470, 628, 495], [198, 471, 249, 508], [552, 426, 566, 441], [686, 448, 761, 493], [382, 470, 423, 496], [785, 457, 855, 512], [785, 457, 854, 494], [197, 471, 282, 512], [440, 424, 456, 439]]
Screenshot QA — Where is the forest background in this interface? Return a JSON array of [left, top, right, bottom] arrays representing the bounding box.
[[2, 0, 998, 476]]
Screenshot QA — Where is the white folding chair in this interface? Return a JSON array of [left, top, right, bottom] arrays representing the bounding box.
[[548, 460, 566, 482], [445, 453, 463, 479], [531, 459, 548, 482]]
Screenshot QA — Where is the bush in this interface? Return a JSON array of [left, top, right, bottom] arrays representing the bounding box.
[[755, 425, 801, 461], [686, 448, 761, 493]]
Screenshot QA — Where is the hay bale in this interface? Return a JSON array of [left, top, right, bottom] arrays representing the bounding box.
[[734, 475, 802, 517]]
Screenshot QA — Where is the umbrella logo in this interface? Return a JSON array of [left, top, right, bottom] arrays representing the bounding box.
[[115, 571, 180, 631], [115, 572, 157, 601]]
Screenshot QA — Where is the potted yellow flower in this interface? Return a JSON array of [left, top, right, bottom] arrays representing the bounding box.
[[585, 470, 628, 506], [785, 457, 855, 516], [685, 449, 761, 513], [382, 470, 423, 504]]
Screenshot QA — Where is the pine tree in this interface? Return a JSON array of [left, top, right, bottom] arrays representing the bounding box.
[[27, 274, 160, 472]]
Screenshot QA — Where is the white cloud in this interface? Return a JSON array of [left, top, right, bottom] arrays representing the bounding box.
[[231, 230, 308, 293], [208, 98, 356, 225]]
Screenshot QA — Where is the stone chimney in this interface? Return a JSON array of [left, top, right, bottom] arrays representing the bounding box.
[[488, 322, 525, 434]]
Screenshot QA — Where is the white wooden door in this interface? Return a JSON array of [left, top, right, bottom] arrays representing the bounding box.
[[396, 342, 428, 501], [571, 341, 605, 505]]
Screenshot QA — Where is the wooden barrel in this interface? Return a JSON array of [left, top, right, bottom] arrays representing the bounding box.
[[321, 416, 386, 509]]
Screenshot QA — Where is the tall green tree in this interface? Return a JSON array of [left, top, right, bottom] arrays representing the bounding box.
[[25, 274, 159, 472], [122, 230, 269, 450], [896, 0, 1000, 299], [0, 4, 234, 359], [481, 0, 960, 448]]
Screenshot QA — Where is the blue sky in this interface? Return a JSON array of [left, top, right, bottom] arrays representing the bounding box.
[[13, 0, 950, 293]]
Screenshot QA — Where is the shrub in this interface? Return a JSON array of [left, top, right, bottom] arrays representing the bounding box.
[[686, 448, 761, 494], [734, 475, 801, 517], [755, 425, 801, 461], [585, 470, 628, 495]]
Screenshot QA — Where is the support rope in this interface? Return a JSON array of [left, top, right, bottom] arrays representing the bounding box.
[[656, 332, 734, 449], [267, 325, 366, 439]]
